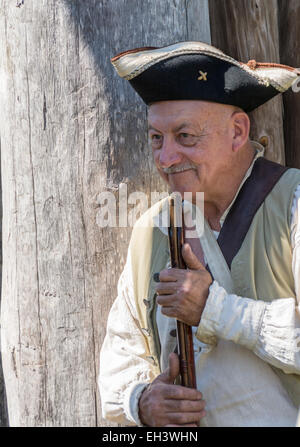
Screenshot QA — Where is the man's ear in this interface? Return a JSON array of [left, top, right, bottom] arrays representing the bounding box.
[[231, 111, 250, 152]]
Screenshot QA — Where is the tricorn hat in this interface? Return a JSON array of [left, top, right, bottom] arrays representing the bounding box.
[[111, 41, 300, 112]]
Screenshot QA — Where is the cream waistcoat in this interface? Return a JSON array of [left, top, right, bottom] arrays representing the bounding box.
[[129, 167, 300, 407]]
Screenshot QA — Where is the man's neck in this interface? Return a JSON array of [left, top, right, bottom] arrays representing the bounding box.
[[204, 143, 256, 231]]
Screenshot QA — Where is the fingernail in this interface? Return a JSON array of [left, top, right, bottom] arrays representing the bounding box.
[[153, 273, 160, 282]]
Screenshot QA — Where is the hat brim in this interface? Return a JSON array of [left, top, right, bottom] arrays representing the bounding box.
[[111, 41, 299, 112]]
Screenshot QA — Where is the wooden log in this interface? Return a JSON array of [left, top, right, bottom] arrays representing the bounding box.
[[0, 176, 9, 427], [0, 350, 8, 426], [278, 0, 300, 168], [208, 0, 285, 164], [0, 0, 210, 427], [0, 146, 9, 426]]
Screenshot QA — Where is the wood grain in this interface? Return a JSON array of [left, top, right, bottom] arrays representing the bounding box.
[[0, 0, 210, 427], [0, 135, 8, 426], [209, 0, 285, 164], [278, 0, 300, 168]]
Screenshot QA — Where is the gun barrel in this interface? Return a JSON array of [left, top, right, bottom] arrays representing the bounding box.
[[168, 196, 197, 389]]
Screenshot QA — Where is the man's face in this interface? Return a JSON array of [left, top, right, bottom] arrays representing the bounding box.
[[148, 100, 236, 201]]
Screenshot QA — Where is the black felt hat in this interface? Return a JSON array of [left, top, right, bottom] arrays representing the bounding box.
[[111, 41, 300, 112]]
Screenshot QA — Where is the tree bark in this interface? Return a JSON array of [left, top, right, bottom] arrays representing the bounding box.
[[0, 0, 210, 427], [278, 0, 300, 168], [209, 0, 285, 164]]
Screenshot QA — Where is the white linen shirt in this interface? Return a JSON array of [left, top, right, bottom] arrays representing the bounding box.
[[99, 147, 300, 427]]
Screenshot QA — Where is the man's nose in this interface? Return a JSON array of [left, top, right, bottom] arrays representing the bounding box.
[[159, 137, 182, 168]]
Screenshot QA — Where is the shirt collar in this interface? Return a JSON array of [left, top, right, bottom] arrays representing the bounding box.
[[219, 140, 264, 225]]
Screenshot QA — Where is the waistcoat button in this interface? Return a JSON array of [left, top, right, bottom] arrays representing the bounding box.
[[143, 299, 150, 308]]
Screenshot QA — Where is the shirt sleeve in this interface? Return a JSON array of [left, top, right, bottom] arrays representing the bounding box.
[[98, 249, 158, 426], [195, 185, 300, 376]]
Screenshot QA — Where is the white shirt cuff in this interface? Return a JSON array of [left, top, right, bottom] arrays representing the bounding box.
[[196, 280, 266, 348], [123, 381, 149, 426]]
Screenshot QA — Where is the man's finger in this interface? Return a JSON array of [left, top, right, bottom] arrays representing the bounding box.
[[167, 352, 180, 384], [182, 243, 206, 270], [168, 385, 203, 400], [159, 353, 180, 384], [159, 268, 185, 282], [165, 411, 205, 425], [156, 294, 177, 305], [158, 382, 203, 401], [164, 398, 206, 413], [156, 282, 178, 295]]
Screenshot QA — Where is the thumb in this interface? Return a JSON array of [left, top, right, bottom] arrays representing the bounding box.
[[159, 353, 180, 384], [182, 243, 205, 270]]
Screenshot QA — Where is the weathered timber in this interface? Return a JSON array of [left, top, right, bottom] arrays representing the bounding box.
[[0, 345, 8, 426], [0, 0, 210, 427], [209, 0, 285, 164], [278, 0, 300, 168], [0, 144, 9, 427]]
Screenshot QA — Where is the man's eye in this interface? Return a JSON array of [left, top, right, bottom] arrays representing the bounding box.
[[178, 133, 196, 145], [150, 134, 163, 148]]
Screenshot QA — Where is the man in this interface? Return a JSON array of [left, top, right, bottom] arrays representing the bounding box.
[[99, 41, 300, 426]]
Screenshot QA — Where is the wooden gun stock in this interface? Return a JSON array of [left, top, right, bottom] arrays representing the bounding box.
[[168, 196, 197, 389]]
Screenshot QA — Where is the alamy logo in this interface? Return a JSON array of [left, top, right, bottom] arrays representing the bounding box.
[[96, 183, 204, 238]]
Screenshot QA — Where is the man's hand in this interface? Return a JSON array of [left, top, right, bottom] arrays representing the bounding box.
[[139, 353, 206, 427], [156, 243, 213, 326]]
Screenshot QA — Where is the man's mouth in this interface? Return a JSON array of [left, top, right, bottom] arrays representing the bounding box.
[[163, 164, 197, 174]]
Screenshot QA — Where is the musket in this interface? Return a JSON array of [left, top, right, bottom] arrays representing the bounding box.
[[167, 195, 197, 389]]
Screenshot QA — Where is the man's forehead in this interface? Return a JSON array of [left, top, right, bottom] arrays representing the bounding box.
[[148, 99, 232, 115], [147, 100, 227, 129], [147, 121, 199, 132]]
